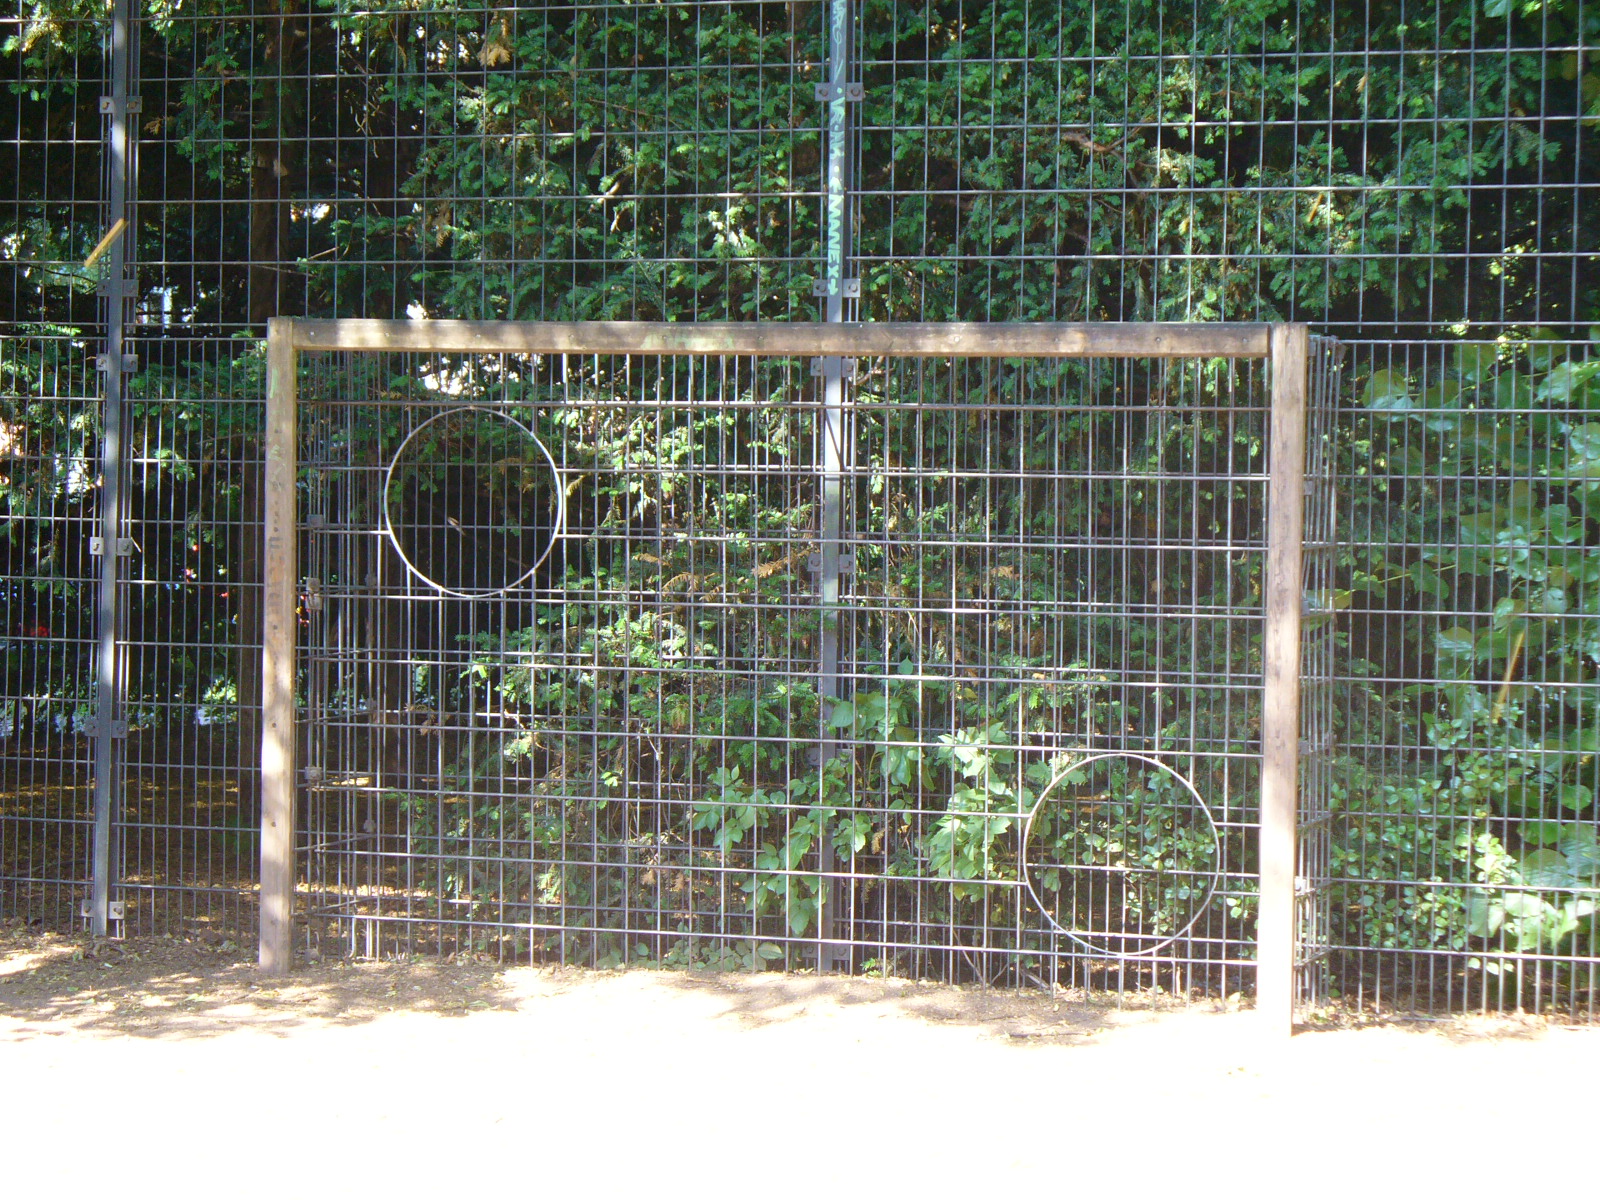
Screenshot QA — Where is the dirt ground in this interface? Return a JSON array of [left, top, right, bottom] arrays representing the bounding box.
[[1, 920, 1594, 1198]]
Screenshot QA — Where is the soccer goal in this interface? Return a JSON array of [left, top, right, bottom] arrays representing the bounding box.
[[261, 319, 1339, 1033]]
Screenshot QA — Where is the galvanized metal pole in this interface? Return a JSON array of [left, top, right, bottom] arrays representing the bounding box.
[[1259, 323, 1309, 1035], [813, 0, 857, 970], [89, 0, 139, 938], [260, 318, 299, 973]]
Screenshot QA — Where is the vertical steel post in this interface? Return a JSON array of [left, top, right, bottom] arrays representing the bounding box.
[[1259, 323, 1309, 1035], [260, 319, 299, 973], [89, 0, 138, 938], [813, 0, 856, 970]]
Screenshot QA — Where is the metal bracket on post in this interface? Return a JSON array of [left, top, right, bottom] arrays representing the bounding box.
[[810, 357, 857, 381], [80, 900, 126, 925], [807, 551, 855, 576], [814, 81, 863, 102]]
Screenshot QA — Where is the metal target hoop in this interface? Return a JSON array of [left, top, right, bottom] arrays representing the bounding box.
[[1021, 751, 1222, 958], [382, 404, 566, 599]]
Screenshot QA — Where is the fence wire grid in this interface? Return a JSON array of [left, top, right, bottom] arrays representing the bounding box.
[[285, 337, 1332, 1003], [3, 0, 1599, 1019]]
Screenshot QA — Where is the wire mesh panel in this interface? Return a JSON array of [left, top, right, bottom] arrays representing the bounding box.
[[279, 321, 1333, 1008], [109, 337, 264, 936], [836, 353, 1276, 993], [1332, 338, 1600, 1020], [132, 1, 828, 331], [0, 335, 101, 926], [297, 349, 828, 963], [1297, 336, 1344, 1009], [0, 0, 107, 928]]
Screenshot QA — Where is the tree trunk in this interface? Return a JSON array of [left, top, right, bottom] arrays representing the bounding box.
[[249, 1, 305, 327]]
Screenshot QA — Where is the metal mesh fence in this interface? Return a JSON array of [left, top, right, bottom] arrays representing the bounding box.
[[2, 0, 1598, 1017], [287, 333, 1331, 1003], [113, 337, 263, 935], [1, 334, 99, 925]]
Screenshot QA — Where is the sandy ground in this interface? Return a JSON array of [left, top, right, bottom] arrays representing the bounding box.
[[1, 922, 1595, 1198]]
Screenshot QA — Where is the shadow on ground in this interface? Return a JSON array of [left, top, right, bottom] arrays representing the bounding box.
[[0, 922, 523, 1039], [5, 919, 1561, 1050], [0, 920, 1189, 1044]]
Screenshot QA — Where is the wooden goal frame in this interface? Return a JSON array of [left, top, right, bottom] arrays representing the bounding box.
[[261, 318, 1313, 1034]]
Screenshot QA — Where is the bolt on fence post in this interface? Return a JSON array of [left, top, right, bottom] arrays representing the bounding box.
[[1259, 323, 1309, 1035], [260, 317, 299, 974]]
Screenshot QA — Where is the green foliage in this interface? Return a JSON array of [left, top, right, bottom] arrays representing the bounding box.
[[6, 0, 1577, 328], [380, 365, 1270, 964], [1339, 334, 1600, 977]]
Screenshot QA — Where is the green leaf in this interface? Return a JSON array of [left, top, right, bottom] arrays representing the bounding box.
[[1419, 381, 1462, 410], [1482, 0, 1512, 16], [1570, 424, 1600, 460], [1453, 343, 1498, 383], [1537, 587, 1570, 614], [787, 898, 816, 935], [1501, 890, 1552, 919], [1517, 849, 1574, 887], [1435, 626, 1477, 660], [1537, 362, 1600, 404], [1474, 625, 1522, 664], [1550, 906, 1582, 942], [1455, 509, 1504, 546], [1362, 368, 1413, 412], [1528, 329, 1563, 373], [1492, 597, 1527, 626], [1564, 725, 1600, 753], [1466, 892, 1505, 936], [1503, 783, 1536, 816], [1543, 504, 1585, 545], [1559, 826, 1600, 881], [1406, 562, 1449, 598], [1494, 371, 1532, 410], [1522, 820, 1566, 846], [1557, 784, 1594, 813]]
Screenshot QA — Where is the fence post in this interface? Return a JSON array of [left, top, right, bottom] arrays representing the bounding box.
[[1259, 323, 1309, 1034], [88, 0, 139, 938], [260, 318, 298, 973], [812, 0, 857, 971]]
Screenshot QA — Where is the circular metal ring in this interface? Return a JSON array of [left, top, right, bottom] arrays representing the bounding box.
[[1020, 751, 1221, 958], [382, 405, 565, 599]]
